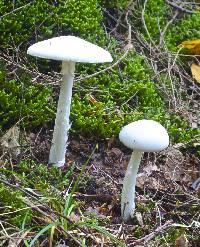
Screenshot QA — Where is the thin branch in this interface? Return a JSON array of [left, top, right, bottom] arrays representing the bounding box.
[[165, 0, 194, 14], [0, 2, 35, 20], [134, 220, 173, 244], [141, 0, 155, 45], [158, 11, 179, 47]]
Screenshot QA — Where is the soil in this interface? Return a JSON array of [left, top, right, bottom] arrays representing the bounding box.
[[14, 128, 200, 246]]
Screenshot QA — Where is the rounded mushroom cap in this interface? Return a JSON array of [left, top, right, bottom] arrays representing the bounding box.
[[27, 36, 113, 63], [119, 119, 169, 152]]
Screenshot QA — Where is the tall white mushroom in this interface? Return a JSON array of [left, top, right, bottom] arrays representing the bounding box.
[[27, 36, 112, 167], [119, 119, 169, 221]]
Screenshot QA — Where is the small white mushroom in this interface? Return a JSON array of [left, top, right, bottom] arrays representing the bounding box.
[[119, 119, 169, 221], [27, 36, 112, 167]]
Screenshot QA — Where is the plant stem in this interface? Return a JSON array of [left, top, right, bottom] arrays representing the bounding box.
[[49, 61, 75, 166], [121, 150, 143, 221]]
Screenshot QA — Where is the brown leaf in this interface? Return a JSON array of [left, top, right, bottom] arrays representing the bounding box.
[[136, 163, 160, 189], [136, 174, 163, 190], [86, 94, 98, 104], [0, 126, 20, 158], [162, 147, 185, 181], [175, 234, 189, 247]]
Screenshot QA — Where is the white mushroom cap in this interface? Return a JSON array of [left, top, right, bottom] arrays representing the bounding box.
[[27, 36, 113, 63], [119, 119, 169, 152]]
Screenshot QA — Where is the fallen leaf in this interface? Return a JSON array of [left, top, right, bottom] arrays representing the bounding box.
[[191, 63, 200, 84], [136, 163, 163, 190], [86, 94, 98, 104], [180, 39, 200, 54], [161, 147, 185, 181], [135, 212, 144, 227], [137, 173, 164, 190], [175, 234, 189, 247], [0, 126, 20, 158]]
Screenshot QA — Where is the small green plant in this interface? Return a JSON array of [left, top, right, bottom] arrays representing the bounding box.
[[71, 51, 165, 137], [0, 63, 55, 130], [0, 183, 32, 227], [100, 0, 130, 8], [0, 151, 125, 246], [133, 0, 200, 50], [0, 0, 105, 50]]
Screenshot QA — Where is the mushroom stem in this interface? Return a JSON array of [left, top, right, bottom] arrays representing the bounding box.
[[121, 150, 143, 221], [49, 61, 75, 166]]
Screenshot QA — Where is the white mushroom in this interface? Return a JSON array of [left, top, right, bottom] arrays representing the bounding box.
[[27, 36, 112, 167], [119, 119, 169, 221]]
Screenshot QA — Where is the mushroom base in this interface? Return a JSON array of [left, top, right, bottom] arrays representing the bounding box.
[[121, 150, 143, 221]]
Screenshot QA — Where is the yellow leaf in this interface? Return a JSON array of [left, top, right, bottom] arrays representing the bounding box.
[[191, 63, 200, 83], [180, 39, 200, 54]]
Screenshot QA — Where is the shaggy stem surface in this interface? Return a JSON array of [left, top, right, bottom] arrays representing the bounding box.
[[49, 61, 75, 167], [121, 150, 143, 221]]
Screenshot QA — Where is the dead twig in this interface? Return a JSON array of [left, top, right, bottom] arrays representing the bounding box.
[[158, 11, 179, 47], [134, 220, 173, 244], [76, 8, 133, 82], [0, 2, 34, 20], [141, 0, 155, 45], [165, 0, 194, 14]]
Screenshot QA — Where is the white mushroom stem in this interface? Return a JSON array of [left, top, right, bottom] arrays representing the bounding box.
[[121, 150, 143, 221], [49, 61, 75, 167]]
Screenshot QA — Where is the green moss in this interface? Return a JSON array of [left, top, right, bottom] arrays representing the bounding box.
[[132, 0, 171, 43], [71, 50, 200, 143], [57, 0, 105, 43], [134, 0, 200, 51], [0, 1, 55, 48], [0, 63, 55, 130], [0, 0, 199, 147], [0, 0, 105, 50], [166, 13, 200, 51], [71, 51, 164, 137], [100, 0, 130, 8]]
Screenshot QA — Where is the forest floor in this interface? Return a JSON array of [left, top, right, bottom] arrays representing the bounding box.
[[0, 126, 199, 246], [0, 1, 200, 246]]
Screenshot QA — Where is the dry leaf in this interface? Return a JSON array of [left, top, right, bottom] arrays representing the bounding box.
[[180, 39, 200, 54], [137, 163, 161, 190], [191, 63, 200, 84], [0, 126, 20, 158], [175, 234, 189, 247], [86, 94, 98, 104], [135, 212, 144, 227], [162, 147, 185, 181], [137, 173, 164, 190]]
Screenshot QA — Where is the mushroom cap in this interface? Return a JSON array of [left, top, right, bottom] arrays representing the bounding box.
[[119, 119, 169, 152], [27, 36, 113, 63]]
